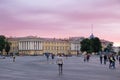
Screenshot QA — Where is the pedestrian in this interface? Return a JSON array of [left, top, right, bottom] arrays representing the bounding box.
[[13, 56, 15, 62], [100, 54, 103, 64], [51, 54, 55, 60], [104, 54, 107, 65], [56, 54, 63, 75], [83, 54, 87, 62], [109, 54, 116, 69], [45, 53, 50, 61], [86, 54, 90, 62]]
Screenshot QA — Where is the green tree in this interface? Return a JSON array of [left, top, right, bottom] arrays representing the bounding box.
[[0, 35, 6, 55], [5, 41, 11, 56], [91, 37, 102, 53], [81, 38, 92, 53], [104, 43, 113, 52], [81, 37, 102, 54]]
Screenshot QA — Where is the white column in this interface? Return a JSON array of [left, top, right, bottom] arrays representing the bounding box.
[[22, 41, 24, 50], [32, 41, 34, 50], [24, 41, 25, 50], [26, 41, 28, 50], [29, 41, 32, 50], [24, 41, 26, 50], [36, 41, 38, 50], [35, 41, 36, 50], [19, 42, 20, 50], [37, 41, 39, 50], [30, 41, 32, 50], [38, 41, 39, 50], [28, 41, 29, 50], [25, 41, 26, 50], [20, 42, 22, 50], [33, 41, 35, 50], [39, 41, 41, 50]]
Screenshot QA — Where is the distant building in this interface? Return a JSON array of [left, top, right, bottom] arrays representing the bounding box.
[[8, 36, 70, 55], [7, 36, 113, 55], [69, 37, 85, 55]]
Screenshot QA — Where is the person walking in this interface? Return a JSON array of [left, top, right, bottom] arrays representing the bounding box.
[[56, 54, 63, 75], [109, 54, 116, 69]]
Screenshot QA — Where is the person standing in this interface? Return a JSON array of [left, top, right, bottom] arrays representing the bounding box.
[[86, 54, 90, 62], [56, 54, 63, 74], [100, 54, 103, 64], [83, 54, 87, 62], [104, 54, 107, 65], [51, 54, 55, 60], [13, 56, 15, 62]]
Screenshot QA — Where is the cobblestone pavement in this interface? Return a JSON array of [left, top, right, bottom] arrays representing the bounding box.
[[0, 56, 120, 80]]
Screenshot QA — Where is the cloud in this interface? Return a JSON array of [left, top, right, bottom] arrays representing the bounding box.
[[0, 0, 120, 46]]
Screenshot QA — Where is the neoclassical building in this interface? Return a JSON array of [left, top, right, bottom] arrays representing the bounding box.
[[8, 36, 113, 55], [8, 36, 70, 55]]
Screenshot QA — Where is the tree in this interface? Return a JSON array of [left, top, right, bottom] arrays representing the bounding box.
[[81, 37, 102, 54], [104, 43, 113, 52], [91, 37, 102, 53], [0, 35, 6, 55], [5, 41, 11, 56], [81, 38, 92, 53]]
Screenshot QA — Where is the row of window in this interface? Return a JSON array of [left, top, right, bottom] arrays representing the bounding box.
[[43, 46, 69, 50]]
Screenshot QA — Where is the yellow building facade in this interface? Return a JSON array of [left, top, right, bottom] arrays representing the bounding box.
[[42, 38, 70, 55], [8, 37, 70, 55], [8, 37, 113, 56]]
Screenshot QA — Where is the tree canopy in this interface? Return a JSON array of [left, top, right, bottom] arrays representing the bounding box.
[[5, 41, 11, 55], [81, 37, 102, 54], [0, 35, 6, 55], [0, 35, 11, 55]]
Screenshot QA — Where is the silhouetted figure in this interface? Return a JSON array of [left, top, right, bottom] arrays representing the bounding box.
[[45, 53, 50, 61], [86, 54, 90, 62], [109, 54, 116, 69], [100, 54, 103, 64], [104, 54, 107, 65], [51, 54, 55, 59]]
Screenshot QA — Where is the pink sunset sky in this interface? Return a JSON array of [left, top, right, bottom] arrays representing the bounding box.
[[0, 0, 120, 46]]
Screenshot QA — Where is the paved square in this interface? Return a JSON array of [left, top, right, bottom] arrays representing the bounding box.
[[0, 56, 120, 80]]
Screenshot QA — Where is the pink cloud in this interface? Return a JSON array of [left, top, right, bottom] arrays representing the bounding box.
[[0, 0, 120, 46]]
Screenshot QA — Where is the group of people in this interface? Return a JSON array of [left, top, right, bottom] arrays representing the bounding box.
[[100, 53, 120, 69], [44, 52, 120, 75], [44, 53, 55, 61], [83, 54, 90, 62], [100, 54, 107, 64]]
